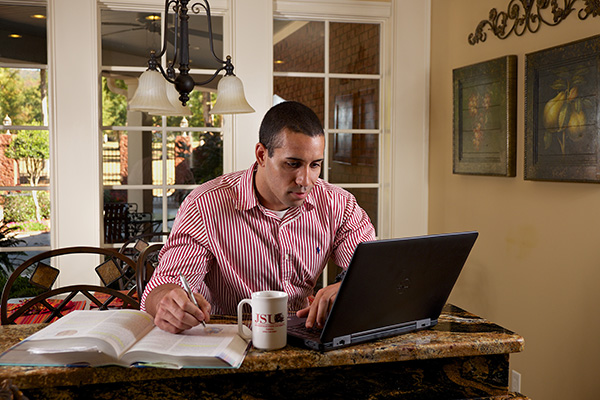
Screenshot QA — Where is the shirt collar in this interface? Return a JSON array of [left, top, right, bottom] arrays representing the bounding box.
[[235, 162, 317, 212], [235, 163, 260, 211]]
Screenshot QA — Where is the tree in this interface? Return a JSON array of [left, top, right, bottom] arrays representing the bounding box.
[[0, 68, 44, 126], [102, 77, 128, 127], [5, 130, 50, 222]]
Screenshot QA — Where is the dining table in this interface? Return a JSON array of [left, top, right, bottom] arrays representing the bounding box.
[[0, 304, 528, 400]]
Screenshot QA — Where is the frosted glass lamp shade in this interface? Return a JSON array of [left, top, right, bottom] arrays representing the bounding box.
[[149, 81, 192, 116], [209, 75, 255, 114], [129, 70, 174, 112]]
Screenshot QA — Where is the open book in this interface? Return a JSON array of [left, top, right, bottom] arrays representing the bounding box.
[[0, 310, 249, 369]]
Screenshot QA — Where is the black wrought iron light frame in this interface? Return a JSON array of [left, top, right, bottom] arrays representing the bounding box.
[[146, 0, 235, 106]]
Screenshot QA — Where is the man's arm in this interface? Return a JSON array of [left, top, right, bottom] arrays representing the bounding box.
[[140, 196, 215, 333], [296, 187, 376, 328], [144, 283, 211, 333]]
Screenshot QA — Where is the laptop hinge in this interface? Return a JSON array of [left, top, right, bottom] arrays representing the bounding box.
[[333, 335, 352, 347]]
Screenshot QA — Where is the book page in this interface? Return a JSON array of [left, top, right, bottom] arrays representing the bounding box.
[[25, 310, 154, 358], [121, 324, 247, 367]]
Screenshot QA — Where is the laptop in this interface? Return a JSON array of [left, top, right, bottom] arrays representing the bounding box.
[[287, 231, 479, 351]]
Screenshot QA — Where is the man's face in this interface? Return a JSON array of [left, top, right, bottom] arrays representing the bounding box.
[[255, 129, 325, 211]]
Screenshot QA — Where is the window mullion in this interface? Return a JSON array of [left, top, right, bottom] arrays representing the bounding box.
[[323, 20, 330, 183]]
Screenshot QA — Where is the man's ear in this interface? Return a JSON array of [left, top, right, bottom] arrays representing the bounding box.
[[255, 143, 268, 167]]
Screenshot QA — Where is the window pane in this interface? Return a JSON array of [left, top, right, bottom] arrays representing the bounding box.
[[329, 79, 379, 129], [328, 133, 378, 184], [330, 23, 379, 74], [102, 130, 162, 186], [1, 190, 50, 248], [0, 5, 47, 64], [103, 189, 159, 243], [101, 10, 224, 70], [1, 129, 50, 186], [274, 77, 324, 124], [274, 20, 324, 73], [188, 13, 224, 70], [347, 188, 378, 233], [167, 189, 193, 229], [101, 10, 163, 67], [167, 131, 222, 185], [1, 68, 48, 127], [101, 76, 129, 127]]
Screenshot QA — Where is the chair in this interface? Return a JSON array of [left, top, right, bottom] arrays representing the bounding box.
[[118, 232, 170, 262], [104, 203, 161, 244], [115, 232, 169, 293], [1, 246, 140, 325], [135, 243, 163, 297], [103, 202, 130, 243]]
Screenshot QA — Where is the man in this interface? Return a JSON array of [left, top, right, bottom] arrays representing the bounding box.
[[141, 101, 375, 333]]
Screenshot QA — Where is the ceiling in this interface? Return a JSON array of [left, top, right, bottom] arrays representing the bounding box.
[[0, 3, 299, 91], [0, 4, 225, 71]]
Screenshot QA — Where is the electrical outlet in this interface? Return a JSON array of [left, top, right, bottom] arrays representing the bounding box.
[[510, 370, 521, 393]]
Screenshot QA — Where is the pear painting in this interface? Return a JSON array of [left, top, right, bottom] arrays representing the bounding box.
[[541, 65, 593, 155], [525, 36, 600, 182]]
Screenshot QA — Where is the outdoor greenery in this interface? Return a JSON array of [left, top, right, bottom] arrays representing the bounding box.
[[3, 191, 50, 223], [102, 77, 128, 127], [0, 68, 45, 126], [0, 275, 45, 299], [191, 132, 223, 184], [1, 67, 49, 241], [5, 130, 50, 223], [0, 221, 25, 278]]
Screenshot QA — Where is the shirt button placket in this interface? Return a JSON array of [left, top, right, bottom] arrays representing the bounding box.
[[279, 227, 292, 283]]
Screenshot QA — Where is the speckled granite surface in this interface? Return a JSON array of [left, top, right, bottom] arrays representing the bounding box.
[[0, 304, 527, 400]]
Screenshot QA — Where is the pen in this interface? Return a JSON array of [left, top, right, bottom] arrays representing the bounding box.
[[179, 273, 206, 327]]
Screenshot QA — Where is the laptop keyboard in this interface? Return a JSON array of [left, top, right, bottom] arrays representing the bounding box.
[[288, 319, 322, 340]]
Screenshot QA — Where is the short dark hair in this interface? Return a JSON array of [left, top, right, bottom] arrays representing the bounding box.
[[259, 101, 324, 157]]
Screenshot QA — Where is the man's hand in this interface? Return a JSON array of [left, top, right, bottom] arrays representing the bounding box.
[[296, 282, 341, 329], [145, 283, 211, 333]]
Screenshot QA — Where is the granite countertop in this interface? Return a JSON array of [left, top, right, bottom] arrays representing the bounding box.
[[0, 304, 524, 390]]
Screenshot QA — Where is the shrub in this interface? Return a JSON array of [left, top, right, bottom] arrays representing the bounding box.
[[2, 191, 50, 223], [0, 275, 45, 298], [16, 221, 49, 232], [0, 221, 25, 278]]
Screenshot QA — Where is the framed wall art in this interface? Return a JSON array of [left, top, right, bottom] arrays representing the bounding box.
[[453, 55, 517, 176], [525, 35, 600, 183]]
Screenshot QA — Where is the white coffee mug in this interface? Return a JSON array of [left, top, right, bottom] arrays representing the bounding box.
[[237, 291, 288, 350]]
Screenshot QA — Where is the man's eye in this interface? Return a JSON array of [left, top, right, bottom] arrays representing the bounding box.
[[286, 162, 300, 168], [311, 162, 322, 168]]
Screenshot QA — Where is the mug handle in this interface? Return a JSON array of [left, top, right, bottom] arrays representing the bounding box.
[[237, 299, 252, 340]]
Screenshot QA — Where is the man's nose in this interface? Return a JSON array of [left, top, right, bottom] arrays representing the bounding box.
[[295, 166, 312, 187]]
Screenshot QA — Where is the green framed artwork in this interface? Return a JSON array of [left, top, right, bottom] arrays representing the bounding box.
[[453, 55, 517, 176], [525, 35, 600, 183]]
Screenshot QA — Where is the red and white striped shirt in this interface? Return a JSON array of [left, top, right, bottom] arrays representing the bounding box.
[[140, 163, 376, 315]]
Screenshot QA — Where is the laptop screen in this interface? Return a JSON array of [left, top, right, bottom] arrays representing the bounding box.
[[319, 231, 479, 342]]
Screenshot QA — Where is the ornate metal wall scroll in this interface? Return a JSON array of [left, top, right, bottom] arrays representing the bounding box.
[[469, 0, 600, 45]]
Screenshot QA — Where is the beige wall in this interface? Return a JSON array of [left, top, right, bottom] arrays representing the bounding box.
[[430, 1, 600, 399]]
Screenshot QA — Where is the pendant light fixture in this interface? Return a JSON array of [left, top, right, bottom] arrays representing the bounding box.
[[129, 0, 254, 116]]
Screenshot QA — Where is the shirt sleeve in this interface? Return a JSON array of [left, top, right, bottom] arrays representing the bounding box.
[[140, 197, 213, 311], [330, 189, 376, 269]]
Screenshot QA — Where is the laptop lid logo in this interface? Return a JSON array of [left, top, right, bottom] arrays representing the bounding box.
[[397, 269, 411, 295]]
